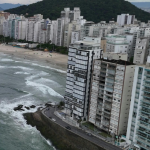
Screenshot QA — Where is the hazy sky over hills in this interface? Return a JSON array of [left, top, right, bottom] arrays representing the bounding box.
[[0, 0, 150, 5]]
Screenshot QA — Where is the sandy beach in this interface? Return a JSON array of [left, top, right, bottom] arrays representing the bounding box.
[[0, 45, 68, 71]]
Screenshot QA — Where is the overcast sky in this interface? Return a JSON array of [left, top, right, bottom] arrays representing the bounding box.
[[0, 0, 150, 5]]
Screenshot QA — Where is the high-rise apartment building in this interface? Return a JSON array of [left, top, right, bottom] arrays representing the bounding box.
[[126, 64, 150, 150], [64, 37, 102, 120], [88, 59, 135, 135], [61, 7, 81, 22], [117, 14, 135, 26], [133, 38, 149, 65]]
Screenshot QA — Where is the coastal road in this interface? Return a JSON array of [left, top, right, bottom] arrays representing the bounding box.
[[42, 107, 122, 150]]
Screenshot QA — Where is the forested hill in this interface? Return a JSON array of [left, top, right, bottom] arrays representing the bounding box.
[[6, 0, 150, 23]]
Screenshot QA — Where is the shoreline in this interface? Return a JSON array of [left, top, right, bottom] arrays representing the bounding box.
[[23, 109, 105, 150], [0, 45, 68, 71]]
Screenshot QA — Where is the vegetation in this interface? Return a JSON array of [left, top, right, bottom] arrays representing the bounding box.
[[0, 35, 37, 44], [99, 132, 112, 138], [6, 0, 150, 23], [0, 35, 14, 43], [57, 101, 65, 109], [120, 139, 126, 142], [82, 122, 95, 130], [0, 35, 68, 55], [36, 43, 68, 55]]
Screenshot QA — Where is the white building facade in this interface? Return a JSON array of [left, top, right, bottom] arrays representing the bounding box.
[[64, 37, 102, 120]]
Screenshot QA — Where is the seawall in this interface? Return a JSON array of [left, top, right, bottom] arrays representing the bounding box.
[[23, 110, 105, 150]]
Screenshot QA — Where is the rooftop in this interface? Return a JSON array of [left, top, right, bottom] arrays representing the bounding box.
[[99, 59, 134, 66]]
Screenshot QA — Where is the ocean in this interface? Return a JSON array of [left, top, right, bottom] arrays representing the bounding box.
[[0, 53, 66, 150]]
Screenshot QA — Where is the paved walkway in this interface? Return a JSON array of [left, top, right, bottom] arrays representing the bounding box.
[[42, 106, 122, 150]]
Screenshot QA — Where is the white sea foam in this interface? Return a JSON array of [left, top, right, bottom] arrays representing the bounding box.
[[14, 72, 30, 75], [11, 66, 33, 70], [42, 136, 56, 150], [15, 60, 31, 64], [37, 77, 57, 84], [0, 66, 5, 69], [32, 63, 66, 74], [25, 71, 49, 81], [26, 80, 63, 97], [0, 65, 33, 70], [0, 95, 38, 129], [0, 58, 14, 62]]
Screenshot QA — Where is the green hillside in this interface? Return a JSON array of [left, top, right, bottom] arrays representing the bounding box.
[[6, 0, 150, 23]]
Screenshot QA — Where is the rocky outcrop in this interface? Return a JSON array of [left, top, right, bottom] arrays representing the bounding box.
[[14, 105, 24, 111]]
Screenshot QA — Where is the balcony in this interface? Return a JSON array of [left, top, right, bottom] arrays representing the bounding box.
[[143, 83, 150, 87], [143, 93, 150, 99], [107, 69, 115, 75], [100, 77, 105, 81], [144, 73, 150, 77], [106, 78, 114, 83], [100, 73, 106, 77], [108, 66, 116, 71], [104, 96, 112, 102], [141, 99, 150, 104], [101, 64, 107, 68], [106, 75, 115, 79], [101, 126, 109, 132], [102, 120, 110, 127], [143, 88, 150, 94], [104, 104, 111, 110], [101, 68, 106, 73], [105, 87, 113, 93]]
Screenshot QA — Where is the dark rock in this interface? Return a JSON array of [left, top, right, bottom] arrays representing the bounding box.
[[30, 105, 36, 108], [25, 106, 30, 110], [14, 105, 23, 111], [20, 109, 25, 111]]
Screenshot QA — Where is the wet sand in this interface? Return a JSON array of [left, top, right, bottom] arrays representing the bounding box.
[[0, 45, 68, 71]]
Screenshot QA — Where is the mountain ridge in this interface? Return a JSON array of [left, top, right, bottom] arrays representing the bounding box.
[[0, 3, 22, 10], [131, 2, 150, 8], [0, 7, 3, 11], [5, 0, 150, 23]]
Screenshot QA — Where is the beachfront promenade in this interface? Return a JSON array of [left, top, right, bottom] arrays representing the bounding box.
[[42, 106, 122, 150]]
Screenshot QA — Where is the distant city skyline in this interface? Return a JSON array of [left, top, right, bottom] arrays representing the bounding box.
[[0, 0, 150, 5]]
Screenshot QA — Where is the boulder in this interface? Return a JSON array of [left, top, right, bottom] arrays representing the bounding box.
[[30, 105, 36, 108], [14, 105, 23, 111]]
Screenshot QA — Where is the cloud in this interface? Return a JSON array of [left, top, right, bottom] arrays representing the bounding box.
[[0, 0, 42, 5]]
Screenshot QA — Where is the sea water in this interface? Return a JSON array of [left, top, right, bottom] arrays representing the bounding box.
[[0, 53, 66, 150]]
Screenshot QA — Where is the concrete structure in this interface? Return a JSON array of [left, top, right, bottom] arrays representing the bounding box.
[[71, 31, 80, 44], [103, 52, 128, 61], [80, 21, 95, 40], [133, 38, 149, 65], [63, 20, 81, 47], [64, 37, 102, 120], [0, 11, 10, 19], [16, 19, 27, 40], [61, 7, 81, 22], [126, 64, 150, 150], [55, 18, 66, 46], [88, 59, 135, 135], [117, 14, 135, 26], [106, 35, 129, 60], [101, 37, 107, 53], [26, 20, 35, 41]]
